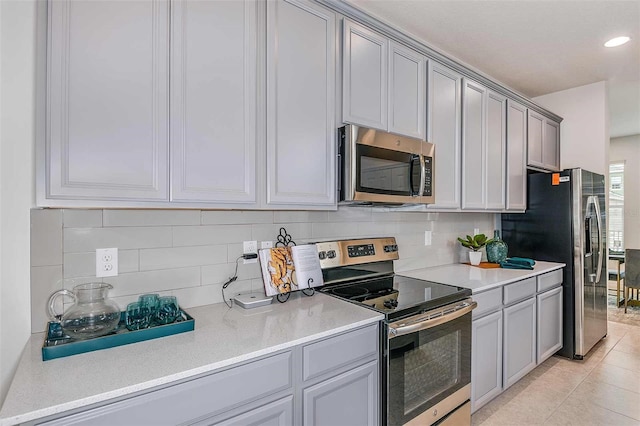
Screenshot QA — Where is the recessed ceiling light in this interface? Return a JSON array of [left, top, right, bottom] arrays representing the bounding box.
[[604, 36, 631, 47]]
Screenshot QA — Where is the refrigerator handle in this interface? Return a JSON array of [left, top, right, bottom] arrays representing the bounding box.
[[592, 195, 603, 284]]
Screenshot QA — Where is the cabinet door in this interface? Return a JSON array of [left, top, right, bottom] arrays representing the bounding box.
[[388, 41, 426, 139], [503, 297, 536, 389], [427, 63, 462, 209], [343, 19, 388, 130], [543, 119, 560, 171], [462, 79, 486, 209], [471, 311, 502, 413], [486, 91, 506, 210], [303, 360, 378, 426], [266, 0, 336, 207], [47, 0, 169, 201], [537, 286, 563, 363], [208, 396, 294, 426], [527, 111, 544, 169], [506, 100, 527, 211], [171, 0, 257, 203]]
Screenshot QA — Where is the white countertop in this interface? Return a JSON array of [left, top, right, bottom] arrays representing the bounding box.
[[0, 292, 383, 426], [399, 261, 565, 293]]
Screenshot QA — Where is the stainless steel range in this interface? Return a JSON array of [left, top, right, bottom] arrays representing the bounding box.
[[316, 237, 476, 426]]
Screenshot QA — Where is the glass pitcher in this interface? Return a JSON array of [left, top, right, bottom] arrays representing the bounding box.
[[48, 283, 121, 340]]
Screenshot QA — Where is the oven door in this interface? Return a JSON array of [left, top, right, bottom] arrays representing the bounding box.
[[387, 299, 475, 426]]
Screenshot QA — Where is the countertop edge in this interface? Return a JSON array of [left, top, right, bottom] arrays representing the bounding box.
[[467, 263, 566, 294]]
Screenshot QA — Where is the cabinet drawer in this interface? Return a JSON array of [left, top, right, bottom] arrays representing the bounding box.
[[503, 277, 536, 305], [303, 324, 378, 381], [472, 288, 502, 318], [40, 351, 293, 426], [537, 269, 563, 292]]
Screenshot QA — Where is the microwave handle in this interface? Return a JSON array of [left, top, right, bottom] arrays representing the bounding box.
[[418, 154, 426, 197]]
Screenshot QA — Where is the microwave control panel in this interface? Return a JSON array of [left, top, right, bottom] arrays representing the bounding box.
[[424, 157, 433, 197]]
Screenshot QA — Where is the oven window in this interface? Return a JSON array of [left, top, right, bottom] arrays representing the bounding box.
[[388, 313, 471, 425], [356, 145, 420, 195]]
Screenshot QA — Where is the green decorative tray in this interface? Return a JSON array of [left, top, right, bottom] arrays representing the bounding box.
[[42, 310, 194, 361]]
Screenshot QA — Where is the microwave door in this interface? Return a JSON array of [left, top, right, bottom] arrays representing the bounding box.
[[356, 145, 417, 198]]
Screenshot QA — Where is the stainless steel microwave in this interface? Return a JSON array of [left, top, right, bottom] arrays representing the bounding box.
[[338, 125, 435, 205]]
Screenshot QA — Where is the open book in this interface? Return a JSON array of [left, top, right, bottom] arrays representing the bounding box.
[[258, 245, 324, 296]]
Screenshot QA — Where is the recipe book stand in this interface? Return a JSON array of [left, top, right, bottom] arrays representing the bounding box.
[[274, 227, 315, 303]]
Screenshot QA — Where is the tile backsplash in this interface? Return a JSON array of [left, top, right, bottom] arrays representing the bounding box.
[[30, 208, 494, 333]]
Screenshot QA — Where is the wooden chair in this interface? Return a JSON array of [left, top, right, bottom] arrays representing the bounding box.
[[624, 249, 640, 313], [607, 258, 625, 305]]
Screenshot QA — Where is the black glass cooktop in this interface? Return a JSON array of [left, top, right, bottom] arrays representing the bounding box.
[[319, 274, 471, 321]]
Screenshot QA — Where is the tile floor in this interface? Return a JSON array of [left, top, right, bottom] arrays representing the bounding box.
[[472, 320, 640, 425]]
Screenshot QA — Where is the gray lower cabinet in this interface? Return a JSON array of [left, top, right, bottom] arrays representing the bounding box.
[[471, 269, 564, 413], [471, 310, 502, 412], [537, 286, 563, 363], [502, 297, 537, 389], [33, 324, 379, 426], [303, 361, 378, 425]]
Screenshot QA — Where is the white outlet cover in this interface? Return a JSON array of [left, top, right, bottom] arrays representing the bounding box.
[[96, 248, 118, 277], [260, 241, 273, 249], [243, 241, 258, 264], [424, 231, 432, 246], [474, 228, 480, 236]]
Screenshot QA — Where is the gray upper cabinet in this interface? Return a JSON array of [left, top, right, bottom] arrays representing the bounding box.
[[342, 19, 427, 140], [388, 41, 426, 140], [506, 100, 527, 211], [462, 80, 486, 209], [462, 79, 506, 210], [266, 0, 336, 207], [528, 110, 560, 172], [343, 19, 388, 130], [171, 0, 257, 204], [486, 91, 506, 210], [427, 62, 462, 210], [46, 0, 169, 201]]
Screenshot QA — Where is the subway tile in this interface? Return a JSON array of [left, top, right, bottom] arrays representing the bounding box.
[[139, 245, 227, 271], [311, 222, 361, 240], [103, 267, 201, 298], [273, 211, 327, 223], [252, 223, 312, 242], [172, 225, 252, 247], [64, 250, 139, 278], [172, 280, 254, 309], [103, 209, 200, 227], [356, 221, 398, 237], [327, 206, 372, 222], [201, 210, 273, 225], [64, 227, 172, 252], [202, 261, 261, 286], [31, 209, 63, 266], [30, 265, 63, 333], [63, 209, 102, 228]]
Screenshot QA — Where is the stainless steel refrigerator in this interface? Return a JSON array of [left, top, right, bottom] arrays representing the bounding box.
[[502, 168, 607, 359]]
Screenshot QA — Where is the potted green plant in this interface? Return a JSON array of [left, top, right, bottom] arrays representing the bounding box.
[[457, 234, 492, 265]]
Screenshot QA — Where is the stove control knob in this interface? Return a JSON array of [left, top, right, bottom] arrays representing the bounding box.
[[383, 300, 398, 309], [318, 251, 326, 260], [327, 250, 336, 259]]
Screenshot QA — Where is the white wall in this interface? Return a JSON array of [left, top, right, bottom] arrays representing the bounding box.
[[0, 0, 36, 405], [610, 134, 640, 250], [533, 81, 610, 175]]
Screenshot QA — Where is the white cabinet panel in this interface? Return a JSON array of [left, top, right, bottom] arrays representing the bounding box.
[[528, 111, 560, 172], [170, 0, 257, 203], [462, 80, 486, 209], [506, 100, 527, 211], [544, 119, 560, 171], [266, 0, 336, 206], [47, 0, 169, 201], [427, 63, 462, 209], [342, 19, 388, 130], [388, 41, 426, 140], [486, 91, 506, 210]]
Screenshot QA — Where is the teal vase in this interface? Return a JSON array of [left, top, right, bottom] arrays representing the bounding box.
[[486, 230, 508, 263]]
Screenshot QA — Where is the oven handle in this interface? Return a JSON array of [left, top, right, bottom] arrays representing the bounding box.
[[388, 300, 477, 339]]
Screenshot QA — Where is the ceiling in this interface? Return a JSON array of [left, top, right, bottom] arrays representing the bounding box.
[[346, 0, 640, 138]]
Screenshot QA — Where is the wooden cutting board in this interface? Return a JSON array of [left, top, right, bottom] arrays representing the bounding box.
[[464, 262, 501, 269]]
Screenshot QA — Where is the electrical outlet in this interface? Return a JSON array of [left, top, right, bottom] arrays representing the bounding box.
[[261, 241, 273, 249], [243, 241, 258, 264], [424, 231, 432, 246], [474, 228, 480, 236], [96, 248, 118, 277]]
